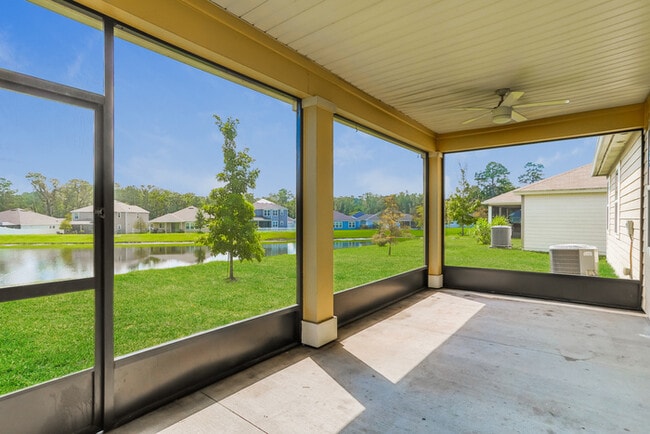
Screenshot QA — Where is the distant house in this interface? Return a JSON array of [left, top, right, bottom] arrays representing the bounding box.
[[516, 163, 607, 253], [400, 213, 416, 228], [253, 199, 288, 229], [483, 190, 522, 238], [592, 131, 643, 279], [149, 206, 202, 233], [0, 209, 62, 234], [355, 212, 378, 228], [70, 200, 150, 234], [333, 210, 358, 229]]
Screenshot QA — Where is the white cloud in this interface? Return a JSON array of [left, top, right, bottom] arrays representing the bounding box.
[[65, 52, 84, 81], [0, 32, 20, 69]]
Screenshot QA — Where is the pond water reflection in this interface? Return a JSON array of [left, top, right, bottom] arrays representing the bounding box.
[[0, 240, 372, 287]]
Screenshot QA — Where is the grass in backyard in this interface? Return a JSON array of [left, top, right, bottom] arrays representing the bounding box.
[[444, 228, 617, 278], [0, 238, 424, 395], [334, 237, 425, 291], [0, 229, 423, 247]]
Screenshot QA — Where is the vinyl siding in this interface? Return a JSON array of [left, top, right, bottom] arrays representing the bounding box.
[[606, 136, 642, 280], [521, 192, 606, 253]]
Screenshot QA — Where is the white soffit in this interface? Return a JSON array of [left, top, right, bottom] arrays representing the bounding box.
[[209, 0, 650, 135]]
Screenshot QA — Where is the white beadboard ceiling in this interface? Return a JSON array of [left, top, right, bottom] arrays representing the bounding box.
[[209, 0, 650, 134]]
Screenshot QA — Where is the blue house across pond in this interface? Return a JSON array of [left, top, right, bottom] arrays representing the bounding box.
[[333, 210, 358, 229], [253, 199, 289, 229]]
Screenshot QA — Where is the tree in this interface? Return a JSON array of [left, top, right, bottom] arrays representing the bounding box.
[[198, 116, 264, 281], [194, 208, 206, 231], [474, 161, 515, 200], [59, 213, 73, 234], [0, 177, 17, 211], [518, 162, 544, 185], [265, 188, 296, 218], [414, 204, 425, 229], [26, 172, 60, 216], [446, 164, 481, 235], [60, 179, 93, 215], [133, 216, 148, 233], [372, 195, 411, 255]]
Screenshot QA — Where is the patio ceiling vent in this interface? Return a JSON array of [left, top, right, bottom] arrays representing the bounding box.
[[549, 244, 598, 276], [491, 225, 512, 248]]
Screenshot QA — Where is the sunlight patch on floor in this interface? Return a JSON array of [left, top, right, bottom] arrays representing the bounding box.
[[215, 357, 365, 433], [341, 292, 484, 383]]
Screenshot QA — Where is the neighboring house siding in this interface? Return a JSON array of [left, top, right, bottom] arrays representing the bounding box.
[[521, 192, 606, 253], [605, 137, 642, 279]]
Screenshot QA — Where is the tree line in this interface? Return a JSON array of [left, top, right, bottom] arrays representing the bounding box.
[[0, 173, 421, 220], [446, 161, 544, 234]]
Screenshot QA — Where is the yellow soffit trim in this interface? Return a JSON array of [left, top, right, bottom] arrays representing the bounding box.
[[437, 104, 645, 153]]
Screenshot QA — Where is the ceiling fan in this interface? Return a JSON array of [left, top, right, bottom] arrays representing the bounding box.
[[455, 88, 569, 125]]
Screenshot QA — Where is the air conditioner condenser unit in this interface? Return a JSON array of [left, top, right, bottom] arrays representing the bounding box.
[[549, 244, 598, 276]]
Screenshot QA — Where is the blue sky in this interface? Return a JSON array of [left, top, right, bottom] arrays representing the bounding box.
[[444, 136, 599, 195], [1, 1, 598, 201]]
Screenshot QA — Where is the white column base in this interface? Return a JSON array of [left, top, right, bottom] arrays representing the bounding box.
[[301, 316, 338, 348], [428, 274, 443, 289]]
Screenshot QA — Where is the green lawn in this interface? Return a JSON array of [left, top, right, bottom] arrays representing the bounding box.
[[444, 228, 617, 278], [1, 229, 619, 395], [0, 229, 423, 247], [0, 237, 424, 395]]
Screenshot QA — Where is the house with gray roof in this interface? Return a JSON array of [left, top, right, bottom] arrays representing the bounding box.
[[70, 200, 149, 234], [149, 206, 202, 233], [333, 210, 357, 230], [253, 199, 289, 229], [0, 209, 62, 234]]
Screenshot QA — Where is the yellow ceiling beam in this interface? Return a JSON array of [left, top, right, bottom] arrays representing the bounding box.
[[72, 0, 435, 151], [436, 104, 645, 153]]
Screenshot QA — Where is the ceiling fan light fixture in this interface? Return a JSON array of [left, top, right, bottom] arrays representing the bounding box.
[[492, 106, 512, 124]]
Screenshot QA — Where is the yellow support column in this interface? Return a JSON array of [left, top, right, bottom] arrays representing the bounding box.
[[301, 96, 337, 347], [428, 152, 444, 288]]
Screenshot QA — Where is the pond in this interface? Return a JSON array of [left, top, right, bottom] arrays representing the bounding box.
[[0, 240, 373, 287]]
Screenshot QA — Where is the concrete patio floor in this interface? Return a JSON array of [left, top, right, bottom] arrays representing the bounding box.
[[110, 289, 650, 433]]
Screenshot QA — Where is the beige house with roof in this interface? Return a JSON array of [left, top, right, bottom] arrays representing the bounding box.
[[516, 163, 607, 253], [70, 200, 149, 234], [149, 206, 202, 233], [0, 209, 62, 234]]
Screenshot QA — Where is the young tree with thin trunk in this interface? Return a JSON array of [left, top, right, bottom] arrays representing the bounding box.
[[372, 195, 411, 256], [199, 115, 264, 281]]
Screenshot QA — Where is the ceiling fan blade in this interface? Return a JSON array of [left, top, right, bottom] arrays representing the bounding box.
[[462, 112, 491, 125], [451, 107, 491, 112], [513, 99, 570, 108], [502, 91, 525, 106], [511, 109, 527, 122]]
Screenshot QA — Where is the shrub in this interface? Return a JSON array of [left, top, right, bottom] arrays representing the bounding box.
[[473, 215, 510, 245], [474, 218, 491, 244]]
